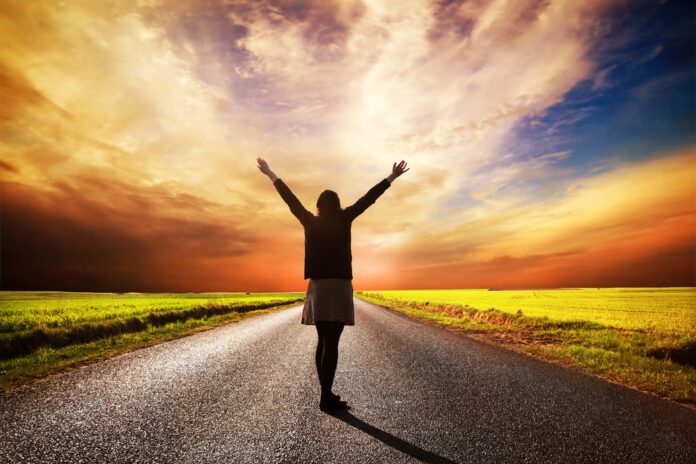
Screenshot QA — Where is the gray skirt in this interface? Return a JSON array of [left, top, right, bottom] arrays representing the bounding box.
[[302, 278, 355, 325]]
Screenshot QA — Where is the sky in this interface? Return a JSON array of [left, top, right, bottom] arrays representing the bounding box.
[[1, 0, 694, 292]]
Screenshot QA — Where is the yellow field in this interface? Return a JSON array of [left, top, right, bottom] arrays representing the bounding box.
[[359, 288, 695, 333], [0, 291, 305, 333]]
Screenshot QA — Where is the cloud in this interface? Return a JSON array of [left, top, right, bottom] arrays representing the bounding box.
[[1, 175, 257, 292], [381, 149, 695, 289], [1, 0, 692, 290]]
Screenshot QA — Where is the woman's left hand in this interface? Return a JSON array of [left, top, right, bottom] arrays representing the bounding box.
[[257, 157, 273, 176]]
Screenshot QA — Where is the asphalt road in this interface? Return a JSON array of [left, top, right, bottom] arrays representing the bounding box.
[[1, 298, 695, 463]]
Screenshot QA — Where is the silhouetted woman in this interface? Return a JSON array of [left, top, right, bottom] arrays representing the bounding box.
[[257, 157, 409, 411]]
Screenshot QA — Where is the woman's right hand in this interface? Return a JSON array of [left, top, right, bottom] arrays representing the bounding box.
[[387, 160, 409, 182]]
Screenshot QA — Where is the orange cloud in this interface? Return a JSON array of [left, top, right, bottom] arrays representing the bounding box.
[[1, 174, 265, 291], [1, 0, 693, 291], [379, 150, 696, 289]]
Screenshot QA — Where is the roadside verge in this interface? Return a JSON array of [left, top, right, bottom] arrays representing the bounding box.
[[0, 299, 302, 391], [355, 293, 695, 408]]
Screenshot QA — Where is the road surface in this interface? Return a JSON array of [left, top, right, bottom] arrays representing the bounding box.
[[1, 298, 694, 463]]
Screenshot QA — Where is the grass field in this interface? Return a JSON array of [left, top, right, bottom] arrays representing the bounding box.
[[3, 289, 694, 403], [357, 288, 696, 404], [0, 292, 304, 389]]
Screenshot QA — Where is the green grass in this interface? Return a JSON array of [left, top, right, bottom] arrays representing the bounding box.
[[358, 288, 694, 333], [356, 288, 696, 404], [0, 292, 304, 389], [0, 291, 305, 333]]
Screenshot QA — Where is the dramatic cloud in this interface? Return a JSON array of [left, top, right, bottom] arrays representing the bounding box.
[[1, 175, 259, 291], [380, 149, 696, 289], [1, 0, 693, 290]]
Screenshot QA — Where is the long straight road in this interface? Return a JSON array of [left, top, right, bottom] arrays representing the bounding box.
[[1, 298, 694, 463]]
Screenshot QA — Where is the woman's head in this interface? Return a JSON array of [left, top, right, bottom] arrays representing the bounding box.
[[317, 190, 341, 216]]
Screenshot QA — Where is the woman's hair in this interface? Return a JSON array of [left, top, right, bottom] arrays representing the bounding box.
[[317, 190, 341, 216]]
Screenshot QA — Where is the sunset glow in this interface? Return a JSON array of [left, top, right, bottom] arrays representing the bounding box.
[[1, 0, 694, 291]]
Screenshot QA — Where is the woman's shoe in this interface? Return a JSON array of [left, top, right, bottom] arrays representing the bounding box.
[[320, 394, 349, 412], [321, 391, 341, 402]]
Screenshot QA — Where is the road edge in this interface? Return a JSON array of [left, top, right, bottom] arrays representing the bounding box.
[[0, 301, 304, 394], [355, 295, 696, 412]]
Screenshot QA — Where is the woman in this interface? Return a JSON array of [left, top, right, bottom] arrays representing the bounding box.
[[257, 157, 409, 412]]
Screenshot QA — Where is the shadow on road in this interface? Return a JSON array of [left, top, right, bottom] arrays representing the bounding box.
[[328, 409, 458, 464]]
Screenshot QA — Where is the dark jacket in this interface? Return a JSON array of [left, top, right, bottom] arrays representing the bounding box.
[[273, 178, 391, 280]]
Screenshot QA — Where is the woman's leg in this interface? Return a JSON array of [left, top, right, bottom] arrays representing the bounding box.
[[315, 321, 344, 398], [315, 326, 325, 384]]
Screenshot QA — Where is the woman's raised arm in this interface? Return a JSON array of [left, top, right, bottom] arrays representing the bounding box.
[[386, 160, 409, 183], [345, 160, 409, 221], [258, 156, 312, 226], [257, 157, 279, 182]]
